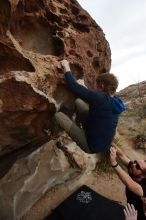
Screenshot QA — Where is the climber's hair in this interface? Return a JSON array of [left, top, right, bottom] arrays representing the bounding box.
[[96, 73, 119, 95]]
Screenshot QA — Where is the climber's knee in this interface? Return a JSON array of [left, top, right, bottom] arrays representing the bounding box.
[[54, 112, 73, 133], [75, 98, 89, 113]]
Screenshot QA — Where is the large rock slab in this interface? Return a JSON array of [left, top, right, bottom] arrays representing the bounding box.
[[0, 134, 98, 220], [0, 1, 111, 219]]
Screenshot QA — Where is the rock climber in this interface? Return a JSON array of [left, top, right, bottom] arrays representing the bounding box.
[[55, 59, 125, 154]]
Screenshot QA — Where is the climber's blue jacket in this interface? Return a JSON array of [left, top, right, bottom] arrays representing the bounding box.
[[65, 71, 125, 153]]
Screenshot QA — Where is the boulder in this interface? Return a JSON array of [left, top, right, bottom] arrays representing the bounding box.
[[0, 0, 111, 219], [0, 133, 98, 220], [0, 0, 111, 156]]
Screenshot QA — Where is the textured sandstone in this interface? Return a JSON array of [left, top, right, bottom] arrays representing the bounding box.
[[0, 0, 111, 219], [0, 0, 111, 156], [117, 81, 146, 141]]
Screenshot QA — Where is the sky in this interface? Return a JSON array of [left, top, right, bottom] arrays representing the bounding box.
[[78, 0, 146, 91]]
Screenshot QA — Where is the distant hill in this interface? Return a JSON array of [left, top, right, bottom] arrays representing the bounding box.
[[117, 81, 146, 145], [118, 81, 146, 108]]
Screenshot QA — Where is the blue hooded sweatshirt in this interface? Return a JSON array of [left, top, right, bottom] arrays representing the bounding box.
[[65, 71, 125, 153]]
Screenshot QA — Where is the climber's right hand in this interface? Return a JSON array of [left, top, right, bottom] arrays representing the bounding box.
[[110, 146, 117, 166], [60, 59, 71, 73]]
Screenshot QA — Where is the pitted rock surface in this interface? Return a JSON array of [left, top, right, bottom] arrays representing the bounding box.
[[0, 0, 111, 156], [0, 1, 111, 219]]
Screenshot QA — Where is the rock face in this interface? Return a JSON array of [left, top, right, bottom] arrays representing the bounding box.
[[0, 133, 98, 220], [117, 81, 146, 143], [0, 0, 111, 156], [0, 0, 111, 219], [118, 81, 146, 107]]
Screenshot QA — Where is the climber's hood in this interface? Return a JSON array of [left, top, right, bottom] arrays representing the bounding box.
[[111, 96, 126, 114]]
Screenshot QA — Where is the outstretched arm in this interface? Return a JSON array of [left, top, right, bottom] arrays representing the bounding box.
[[60, 60, 102, 103], [112, 142, 130, 166], [110, 147, 143, 197]]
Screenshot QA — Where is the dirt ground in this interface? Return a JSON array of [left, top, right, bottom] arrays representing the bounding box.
[[22, 172, 126, 220], [22, 135, 146, 220]]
